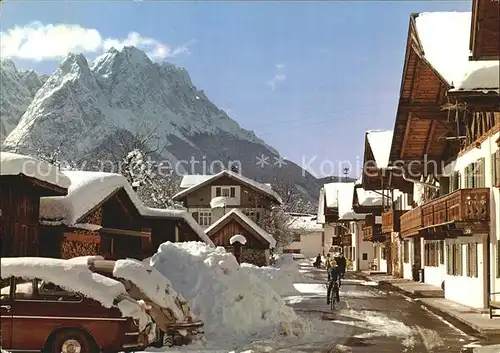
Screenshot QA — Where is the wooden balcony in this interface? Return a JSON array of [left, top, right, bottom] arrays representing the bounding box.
[[362, 224, 384, 242], [400, 207, 422, 237], [342, 234, 352, 246], [381, 210, 407, 234], [401, 188, 490, 237]]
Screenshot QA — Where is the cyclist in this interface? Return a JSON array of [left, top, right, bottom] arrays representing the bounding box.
[[326, 261, 341, 305]]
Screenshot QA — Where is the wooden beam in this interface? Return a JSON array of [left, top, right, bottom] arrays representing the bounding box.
[[423, 120, 437, 157], [399, 103, 448, 114], [100, 227, 151, 238], [400, 113, 413, 159]]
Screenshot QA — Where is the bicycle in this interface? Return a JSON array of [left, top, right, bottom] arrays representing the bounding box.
[[327, 279, 340, 310]]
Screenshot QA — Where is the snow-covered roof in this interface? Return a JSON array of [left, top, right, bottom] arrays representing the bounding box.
[[172, 170, 282, 205], [180, 174, 212, 189], [316, 188, 326, 224], [39, 171, 214, 246], [337, 183, 366, 221], [0, 152, 70, 190], [366, 130, 393, 169], [323, 182, 355, 209], [205, 208, 276, 249], [415, 12, 499, 93], [355, 187, 383, 207], [287, 214, 323, 232]]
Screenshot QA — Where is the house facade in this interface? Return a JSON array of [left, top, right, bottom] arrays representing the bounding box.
[[173, 170, 282, 230], [383, 7, 499, 309], [173, 171, 280, 265], [284, 213, 324, 258]]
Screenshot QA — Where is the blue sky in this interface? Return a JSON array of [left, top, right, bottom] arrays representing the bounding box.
[[1, 0, 471, 177]]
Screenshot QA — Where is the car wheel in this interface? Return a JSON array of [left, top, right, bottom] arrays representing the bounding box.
[[51, 330, 95, 353]]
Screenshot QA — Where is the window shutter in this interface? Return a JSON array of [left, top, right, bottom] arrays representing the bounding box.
[[458, 244, 463, 276], [472, 242, 478, 278], [495, 150, 500, 187], [476, 158, 486, 188], [466, 244, 471, 277], [230, 187, 236, 197], [446, 245, 453, 275], [464, 165, 470, 188], [216, 187, 221, 197]]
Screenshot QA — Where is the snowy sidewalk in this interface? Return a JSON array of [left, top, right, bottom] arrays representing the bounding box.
[[357, 272, 500, 338]]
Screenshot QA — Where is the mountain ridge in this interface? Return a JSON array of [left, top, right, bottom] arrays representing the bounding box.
[[0, 46, 343, 206]]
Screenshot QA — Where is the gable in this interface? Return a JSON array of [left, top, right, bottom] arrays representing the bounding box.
[[206, 215, 269, 249]]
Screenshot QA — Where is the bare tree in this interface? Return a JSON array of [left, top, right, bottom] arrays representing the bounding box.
[[271, 177, 315, 214]]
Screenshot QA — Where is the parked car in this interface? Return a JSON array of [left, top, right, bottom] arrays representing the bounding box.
[[87, 258, 204, 347], [1, 259, 157, 353]]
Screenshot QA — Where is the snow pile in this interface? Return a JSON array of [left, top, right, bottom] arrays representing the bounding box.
[[0, 152, 71, 189], [113, 259, 188, 322], [210, 196, 229, 209], [150, 242, 306, 344], [240, 254, 309, 296], [0, 257, 151, 330], [230, 234, 247, 245]]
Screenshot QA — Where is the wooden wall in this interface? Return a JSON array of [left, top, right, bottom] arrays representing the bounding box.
[[209, 218, 268, 249], [1, 183, 41, 257]]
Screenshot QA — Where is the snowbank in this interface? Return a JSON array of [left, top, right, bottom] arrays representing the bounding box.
[[240, 263, 298, 296], [229, 234, 247, 245], [1, 257, 151, 330], [150, 242, 305, 345]]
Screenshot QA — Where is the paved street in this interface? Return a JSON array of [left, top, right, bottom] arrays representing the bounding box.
[[281, 263, 496, 353]]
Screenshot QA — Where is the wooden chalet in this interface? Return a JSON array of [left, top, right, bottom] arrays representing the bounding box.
[[204, 208, 276, 266], [172, 170, 282, 231], [39, 171, 213, 260], [0, 153, 70, 257]]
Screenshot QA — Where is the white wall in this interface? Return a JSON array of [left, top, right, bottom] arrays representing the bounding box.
[[402, 238, 415, 280], [423, 240, 446, 288], [354, 222, 373, 271], [323, 223, 336, 254], [285, 231, 324, 259], [444, 131, 499, 308], [445, 235, 486, 308]]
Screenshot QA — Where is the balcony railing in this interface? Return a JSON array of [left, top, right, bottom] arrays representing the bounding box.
[[382, 210, 407, 234], [342, 234, 352, 246], [362, 224, 384, 242], [400, 188, 490, 237]]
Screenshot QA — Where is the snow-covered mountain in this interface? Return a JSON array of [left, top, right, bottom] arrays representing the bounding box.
[[0, 60, 48, 140], [1, 46, 322, 203]]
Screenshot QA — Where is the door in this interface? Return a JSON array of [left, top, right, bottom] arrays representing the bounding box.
[[1, 277, 13, 349]]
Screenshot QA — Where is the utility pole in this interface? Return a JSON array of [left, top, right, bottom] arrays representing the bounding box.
[[343, 167, 350, 182]]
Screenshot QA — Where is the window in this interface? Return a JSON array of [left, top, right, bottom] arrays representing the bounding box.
[[449, 172, 461, 193], [36, 279, 82, 302], [216, 187, 221, 197], [198, 212, 212, 226], [424, 242, 439, 267], [403, 241, 409, 263], [222, 188, 230, 197], [439, 241, 445, 265], [381, 247, 386, 260], [465, 158, 486, 188], [1, 278, 11, 301], [362, 253, 368, 261], [230, 187, 236, 197]]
